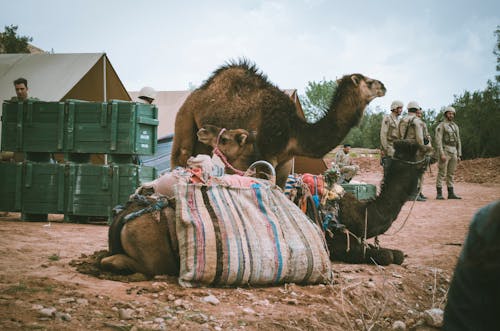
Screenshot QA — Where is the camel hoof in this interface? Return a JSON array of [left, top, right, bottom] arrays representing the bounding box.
[[390, 249, 405, 265]]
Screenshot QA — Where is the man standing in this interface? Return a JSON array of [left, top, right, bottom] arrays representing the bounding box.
[[334, 144, 359, 183], [380, 100, 403, 171], [399, 101, 427, 201], [9, 77, 34, 102], [435, 106, 462, 200]]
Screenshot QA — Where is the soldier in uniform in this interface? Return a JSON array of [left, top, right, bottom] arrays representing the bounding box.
[[435, 106, 462, 200], [334, 144, 359, 183], [380, 100, 403, 172], [136, 86, 156, 104], [398, 101, 427, 201]]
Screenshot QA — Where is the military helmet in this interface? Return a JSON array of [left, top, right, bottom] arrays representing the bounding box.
[[390, 100, 404, 110], [138, 86, 156, 101], [407, 101, 420, 111], [444, 106, 456, 114]]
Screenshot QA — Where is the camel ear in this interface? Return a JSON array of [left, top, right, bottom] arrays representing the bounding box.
[[236, 133, 248, 146], [351, 75, 360, 86]]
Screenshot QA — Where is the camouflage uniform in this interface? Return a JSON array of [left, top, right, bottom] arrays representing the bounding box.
[[335, 149, 359, 183], [399, 104, 427, 201], [380, 112, 400, 157], [398, 113, 425, 145], [435, 114, 462, 196], [7, 96, 39, 102]]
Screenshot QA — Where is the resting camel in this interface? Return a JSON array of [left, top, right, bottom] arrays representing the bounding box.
[[328, 140, 434, 265], [196, 127, 434, 265], [100, 140, 432, 276], [171, 60, 386, 187]]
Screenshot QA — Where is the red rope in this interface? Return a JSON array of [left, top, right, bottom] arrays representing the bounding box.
[[213, 128, 245, 176]]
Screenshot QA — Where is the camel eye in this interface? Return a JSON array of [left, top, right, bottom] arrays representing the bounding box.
[[220, 137, 228, 144]]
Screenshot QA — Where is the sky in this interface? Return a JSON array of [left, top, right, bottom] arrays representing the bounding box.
[[1, 0, 499, 112]]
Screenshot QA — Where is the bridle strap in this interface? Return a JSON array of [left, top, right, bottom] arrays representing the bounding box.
[[212, 128, 245, 176]]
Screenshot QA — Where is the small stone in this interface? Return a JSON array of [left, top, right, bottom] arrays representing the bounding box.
[[283, 298, 298, 305], [55, 312, 72, 321], [31, 304, 44, 310], [39, 307, 57, 317], [253, 299, 270, 306], [188, 312, 209, 324], [119, 308, 135, 320], [392, 320, 406, 330], [202, 295, 220, 305], [423, 308, 444, 327], [242, 307, 256, 315], [365, 281, 376, 288], [76, 298, 88, 305], [154, 317, 165, 323], [167, 294, 176, 301]]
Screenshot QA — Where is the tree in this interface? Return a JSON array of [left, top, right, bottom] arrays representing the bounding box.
[[0, 25, 33, 54], [300, 79, 337, 123], [494, 25, 500, 84]]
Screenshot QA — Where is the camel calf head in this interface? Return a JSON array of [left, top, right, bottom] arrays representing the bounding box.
[[197, 124, 258, 171]]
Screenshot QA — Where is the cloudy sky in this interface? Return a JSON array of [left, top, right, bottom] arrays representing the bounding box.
[[1, 0, 499, 112]]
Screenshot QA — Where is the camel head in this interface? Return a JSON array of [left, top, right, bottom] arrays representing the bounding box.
[[337, 74, 386, 104], [393, 139, 434, 171], [197, 124, 257, 168]]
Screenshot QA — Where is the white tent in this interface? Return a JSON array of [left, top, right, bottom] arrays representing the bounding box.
[[0, 52, 131, 148]]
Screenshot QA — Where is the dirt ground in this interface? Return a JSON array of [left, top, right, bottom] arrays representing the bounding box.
[[1, 156, 499, 331]]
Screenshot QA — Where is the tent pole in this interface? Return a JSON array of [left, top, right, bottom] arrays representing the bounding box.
[[103, 54, 107, 101], [103, 54, 108, 165]]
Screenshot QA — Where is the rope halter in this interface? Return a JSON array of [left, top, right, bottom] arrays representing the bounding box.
[[212, 128, 245, 176]]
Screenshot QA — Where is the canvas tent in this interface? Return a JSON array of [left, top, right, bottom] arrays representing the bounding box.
[[0, 52, 131, 148], [130, 88, 327, 175], [0, 53, 130, 103]]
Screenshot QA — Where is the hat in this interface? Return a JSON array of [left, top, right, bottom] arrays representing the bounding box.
[[407, 101, 420, 111], [390, 100, 404, 110], [343, 143, 351, 148], [444, 106, 456, 114]]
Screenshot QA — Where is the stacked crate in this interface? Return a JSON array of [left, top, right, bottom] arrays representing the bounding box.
[[0, 99, 158, 222]]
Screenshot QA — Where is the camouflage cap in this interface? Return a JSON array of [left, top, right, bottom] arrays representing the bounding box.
[[390, 100, 404, 110], [444, 106, 456, 114], [407, 101, 420, 111]]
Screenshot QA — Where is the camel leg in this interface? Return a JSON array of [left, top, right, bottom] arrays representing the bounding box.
[[100, 254, 149, 275], [275, 159, 293, 189], [365, 248, 394, 266], [171, 112, 196, 168], [389, 249, 405, 265]]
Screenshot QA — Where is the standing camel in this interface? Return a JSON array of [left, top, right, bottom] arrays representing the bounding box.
[[171, 60, 386, 187]]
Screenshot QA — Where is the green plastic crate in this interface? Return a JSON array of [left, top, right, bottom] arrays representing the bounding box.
[[21, 162, 67, 214], [1, 100, 158, 155], [66, 163, 156, 219], [1, 101, 65, 152], [66, 100, 158, 155], [341, 183, 377, 200], [0, 162, 23, 212]]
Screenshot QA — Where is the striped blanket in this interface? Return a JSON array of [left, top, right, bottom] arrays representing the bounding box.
[[175, 181, 333, 287]]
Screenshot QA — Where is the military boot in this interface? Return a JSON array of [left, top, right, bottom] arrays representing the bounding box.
[[448, 187, 462, 199], [436, 187, 445, 200]]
